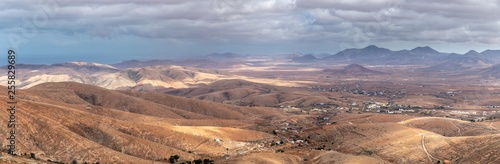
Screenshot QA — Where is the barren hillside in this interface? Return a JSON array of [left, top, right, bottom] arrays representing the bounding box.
[[0, 83, 283, 163]]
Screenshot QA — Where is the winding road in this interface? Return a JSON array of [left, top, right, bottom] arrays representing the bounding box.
[[421, 134, 440, 162]]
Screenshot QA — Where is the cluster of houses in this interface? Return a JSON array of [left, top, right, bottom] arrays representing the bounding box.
[[279, 106, 304, 113], [467, 117, 488, 122], [313, 114, 337, 126], [383, 109, 416, 114], [272, 121, 305, 136], [347, 101, 420, 114], [290, 139, 307, 147], [486, 105, 500, 108], [417, 109, 500, 122], [279, 100, 424, 116], [307, 86, 387, 97], [279, 103, 339, 114], [434, 91, 461, 98], [284, 100, 500, 122], [447, 110, 500, 122]]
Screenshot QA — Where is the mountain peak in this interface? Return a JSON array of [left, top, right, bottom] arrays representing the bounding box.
[[345, 63, 365, 69], [465, 50, 479, 56], [291, 53, 318, 62], [411, 46, 435, 51], [410, 46, 439, 54], [364, 45, 380, 49]]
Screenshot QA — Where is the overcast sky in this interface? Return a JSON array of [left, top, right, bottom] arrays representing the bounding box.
[[1, 0, 499, 64]]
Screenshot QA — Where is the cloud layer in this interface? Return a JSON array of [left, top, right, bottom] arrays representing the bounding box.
[[1, 0, 499, 62]]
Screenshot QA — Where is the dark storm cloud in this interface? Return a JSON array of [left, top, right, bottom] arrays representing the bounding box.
[[298, 0, 500, 45], [1, 0, 499, 47]]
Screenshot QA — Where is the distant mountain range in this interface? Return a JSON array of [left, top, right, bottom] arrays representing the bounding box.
[[293, 45, 500, 66], [113, 46, 500, 69], [2, 45, 500, 90], [110, 53, 247, 69], [287, 45, 500, 72]]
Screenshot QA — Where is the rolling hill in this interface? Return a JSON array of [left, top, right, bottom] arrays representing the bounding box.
[[0, 66, 498, 163], [0, 61, 306, 92], [0, 63, 234, 90], [299, 115, 500, 163], [322, 64, 386, 76], [480, 64, 500, 78], [0, 82, 285, 163], [165, 79, 345, 107]]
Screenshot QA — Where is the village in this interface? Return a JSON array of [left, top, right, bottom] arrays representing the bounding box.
[[279, 99, 499, 126], [246, 100, 499, 159], [210, 83, 500, 160], [302, 84, 500, 122]]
